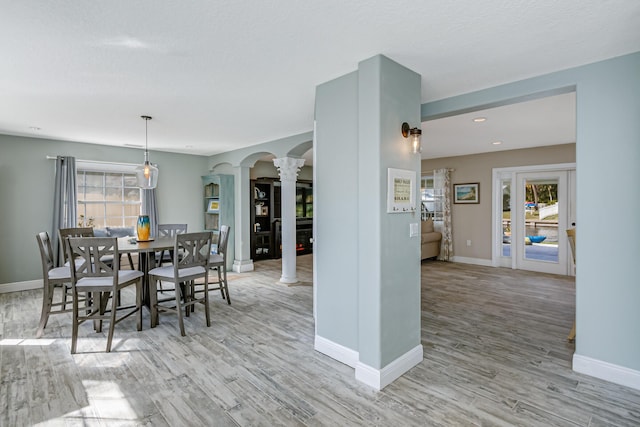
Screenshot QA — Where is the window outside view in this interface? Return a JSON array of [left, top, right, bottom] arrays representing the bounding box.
[[77, 170, 141, 228]]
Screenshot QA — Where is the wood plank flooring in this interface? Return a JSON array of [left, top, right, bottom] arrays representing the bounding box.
[[2, 257, 639, 426]]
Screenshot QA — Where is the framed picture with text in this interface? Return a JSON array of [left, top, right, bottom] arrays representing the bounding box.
[[387, 168, 416, 213]]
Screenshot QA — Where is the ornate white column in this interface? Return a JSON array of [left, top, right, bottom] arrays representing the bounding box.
[[273, 157, 305, 284]]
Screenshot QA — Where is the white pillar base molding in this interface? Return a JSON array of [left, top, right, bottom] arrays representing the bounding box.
[[573, 353, 640, 391], [355, 344, 424, 391], [314, 335, 359, 368], [232, 259, 254, 273]]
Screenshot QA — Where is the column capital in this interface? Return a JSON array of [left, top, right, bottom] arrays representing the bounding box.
[[273, 157, 305, 182]]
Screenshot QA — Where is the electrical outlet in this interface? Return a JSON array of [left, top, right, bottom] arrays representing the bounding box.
[[466, 239, 472, 246]]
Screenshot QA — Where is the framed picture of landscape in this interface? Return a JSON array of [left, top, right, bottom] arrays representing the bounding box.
[[454, 183, 479, 204]]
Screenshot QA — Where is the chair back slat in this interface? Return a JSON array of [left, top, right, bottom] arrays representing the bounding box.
[[36, 231, 56, 274], [59, 227, 94, 265], [66, 237, 118, 282], [217, 225, 231, 257], [175, 232, 212, 271], [158, 224, 188, 238]]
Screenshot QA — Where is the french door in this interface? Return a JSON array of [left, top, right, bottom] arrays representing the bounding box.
[[493, 164, 575, 275]]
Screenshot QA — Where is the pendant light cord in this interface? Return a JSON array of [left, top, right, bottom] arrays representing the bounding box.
[[141, 115, 152, 161]]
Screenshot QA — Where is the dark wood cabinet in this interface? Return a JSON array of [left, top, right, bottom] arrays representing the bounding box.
[[250, 178, 313, 260], [250, 180, 274, 260]]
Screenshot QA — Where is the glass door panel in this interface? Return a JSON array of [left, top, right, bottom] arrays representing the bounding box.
[[515, 171, 567, 275]]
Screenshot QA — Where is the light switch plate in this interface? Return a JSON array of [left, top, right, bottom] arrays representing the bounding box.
[[410, 223, 419, 238]]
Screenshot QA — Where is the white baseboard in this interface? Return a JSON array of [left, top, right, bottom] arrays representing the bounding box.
[[232, 259, 254, 273], [451, 256, 493, 267], [355, 344, 424, 391], [314, 335, 359, 368], [573, 353, 640, 391], [0, 279, 42, 294]]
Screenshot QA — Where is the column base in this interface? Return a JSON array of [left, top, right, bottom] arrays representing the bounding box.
[[232, 259, 254, 273], [279, 275, 298, 285]]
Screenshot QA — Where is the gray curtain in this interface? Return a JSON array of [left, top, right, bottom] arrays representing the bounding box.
[[52, 156, 77, 266], [141, 188, 159, 238]]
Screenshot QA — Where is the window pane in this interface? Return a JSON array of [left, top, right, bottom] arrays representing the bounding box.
[[85, 172, 103, 188], [124, 188, 140, 201], [105, 187, 122, 200], [105, 173, 123, 187], [124, 204, 140, 216], [124, 175, 137, 187]]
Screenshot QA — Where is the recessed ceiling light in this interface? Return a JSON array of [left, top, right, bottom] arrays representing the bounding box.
[[472, 117, 487, 123], [29, 126, 41, 131], [492, 141, 502, 145]]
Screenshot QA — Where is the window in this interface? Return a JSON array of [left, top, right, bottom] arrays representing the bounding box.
[[76, 162, 141, 228], [420, 175, 434, 220]]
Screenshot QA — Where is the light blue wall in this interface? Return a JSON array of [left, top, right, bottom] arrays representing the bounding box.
[[357, 55, 422, 368], [315, 55, 422, 369], [314, 70, 360, 349], [423, 51, 640, 372], [0, 135, 208, 285]]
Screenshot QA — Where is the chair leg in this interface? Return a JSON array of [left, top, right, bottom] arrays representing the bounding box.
[[71, 290, 79, 354], [223, 265, 230, 305], [105, 291, 117, 352], [204, 280, 211, 327], [136, 280, 142, 332], [149, 278, 159, 327], [567, 321, 576, 342], [36, 283, 55, 338], [175, 284, 186, 336]]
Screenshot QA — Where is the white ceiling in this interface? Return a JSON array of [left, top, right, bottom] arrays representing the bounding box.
[[1, 1, 638, 159]]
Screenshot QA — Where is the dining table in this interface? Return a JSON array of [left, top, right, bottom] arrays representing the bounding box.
[[117, 237, 175, 326]]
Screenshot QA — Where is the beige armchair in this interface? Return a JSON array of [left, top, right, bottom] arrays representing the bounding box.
[[421, 219, 442, 260]]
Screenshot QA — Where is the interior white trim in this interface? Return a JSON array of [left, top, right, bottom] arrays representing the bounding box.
[[314, 335, 359, 368], [450, 256, 493, 267], [573, 353, 640, 391], [0, 280, 42, 294], [355, 344, 424, 391], [232, 259, 255, 273]]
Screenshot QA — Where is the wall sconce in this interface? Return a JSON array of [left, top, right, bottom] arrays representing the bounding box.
[[401, 122, 422, 154]]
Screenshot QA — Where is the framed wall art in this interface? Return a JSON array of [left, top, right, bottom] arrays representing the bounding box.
[[453, 183, 479, 204]]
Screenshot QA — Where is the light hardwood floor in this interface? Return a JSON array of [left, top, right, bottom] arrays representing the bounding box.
[[2, 256, 639, 426]]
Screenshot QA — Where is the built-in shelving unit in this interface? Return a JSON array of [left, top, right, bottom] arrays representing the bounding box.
[[202, 174, 234, 270]]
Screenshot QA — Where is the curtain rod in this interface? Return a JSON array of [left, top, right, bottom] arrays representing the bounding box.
[[46, 156, 138, 167]]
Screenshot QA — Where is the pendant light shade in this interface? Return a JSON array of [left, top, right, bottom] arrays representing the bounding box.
[[135, 115, 159, 189]]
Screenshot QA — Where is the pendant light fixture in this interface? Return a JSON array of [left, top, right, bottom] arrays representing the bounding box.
[[135, 115, 159, 189]]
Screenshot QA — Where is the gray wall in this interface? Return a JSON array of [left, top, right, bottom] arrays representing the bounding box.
[[0, 134, 208, 285], [422, 52, 640, 373], [423, 143, 576, 260]]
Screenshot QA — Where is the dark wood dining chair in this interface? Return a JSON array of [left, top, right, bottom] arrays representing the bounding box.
[[148, 231, 212, 336], [65, 237, 143, 353], [35, 231, 81, 338], [207, 225, 232, 304]]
